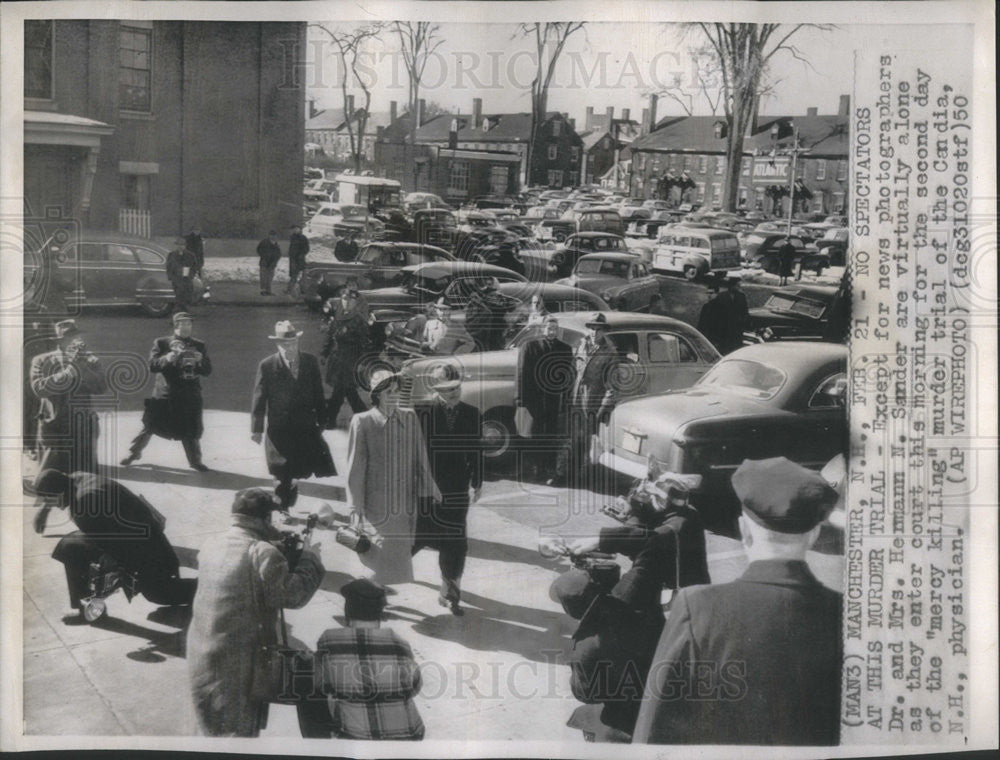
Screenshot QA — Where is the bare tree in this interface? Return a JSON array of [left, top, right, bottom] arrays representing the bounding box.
[[679, 23, 830, 210], [313, 23, 385, 173], [652, 43, 725, 117], [516, 22, 585, 187], [392, 22, 444, 147]]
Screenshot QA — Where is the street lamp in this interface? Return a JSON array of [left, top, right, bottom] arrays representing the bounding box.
[[770, 120, 809, 236]]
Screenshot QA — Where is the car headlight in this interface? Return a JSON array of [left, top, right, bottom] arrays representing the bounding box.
[[385, 323, 394, 336], [760, 326, 775, 340], [601, 289, 614, 301]]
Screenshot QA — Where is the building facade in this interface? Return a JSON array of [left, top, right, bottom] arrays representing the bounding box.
[[304, 97, 394, 165], [24, 19, 306, 239]]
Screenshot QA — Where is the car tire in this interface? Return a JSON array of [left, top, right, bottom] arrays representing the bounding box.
[[481, 407, 515, 461], [683, 265, 699, 281], [139, 297, 174, 318], [553, 231, 567, 243]]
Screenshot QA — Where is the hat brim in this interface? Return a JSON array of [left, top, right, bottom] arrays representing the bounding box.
[[269, 331, 303, 339], [584, 321, 608, 329]]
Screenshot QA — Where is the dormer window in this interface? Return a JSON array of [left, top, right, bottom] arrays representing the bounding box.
[[713, 121, 726, 139]]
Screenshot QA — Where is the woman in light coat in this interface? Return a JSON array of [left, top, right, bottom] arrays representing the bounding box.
[[347, 371, 440, 585]]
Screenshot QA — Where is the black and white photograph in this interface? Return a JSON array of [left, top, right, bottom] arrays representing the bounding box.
[[1, 1, 996, 756]]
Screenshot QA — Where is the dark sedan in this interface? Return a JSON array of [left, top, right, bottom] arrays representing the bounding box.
[[743, 233, 829, 275], [520, 231, 630, 281], [744, 285, 842, 343]]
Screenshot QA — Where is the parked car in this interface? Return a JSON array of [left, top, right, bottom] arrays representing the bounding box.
[[520, 231, 629, 281], [359, 261, 528, 345], [813, 227, 849, 265], [596, 341, 847, 534], [382, 282, 609, 365], [743, 233, 829, 275], [744, 285, 843, 343], [23, 231, 202, 317], [402, 192, 448, 214], [803, 214, 847, 238], [753, 221, 812, 239], [453, 212, 525, 274], [652, 227, 742, 280], [400, 311, 721, 459], [299, 242, 455, 309], [303, 202, 385, 241], [536, 207, 626, 242], [556, 252, 660, 312]]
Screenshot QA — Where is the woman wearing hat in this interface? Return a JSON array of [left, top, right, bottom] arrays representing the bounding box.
[[346, 369, 440, 585]]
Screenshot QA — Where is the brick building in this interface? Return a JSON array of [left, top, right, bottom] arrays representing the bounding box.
[[628, 96, 851, 214], [304, 96, 394, 164], [23, 19, 306, 238], [578, 105, 641, 187]]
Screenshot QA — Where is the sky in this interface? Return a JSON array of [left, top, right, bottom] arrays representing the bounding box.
[[303, 22, 953, 125]]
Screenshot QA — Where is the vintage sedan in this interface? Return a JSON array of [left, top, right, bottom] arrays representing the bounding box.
[[744, 285, 843, 343], [359, 261, 528, 345], [299, 242, 455, 309], [399, 311, 721, 458], [303, 202, 385, 241], [381, 282, 609, 365], [742, 233, 829, 275], [813, 227, 849, 265], [520, 231, 629, 281], [596, 341, 847, 534], [555, 252, 660, 312], [23, 231, 199, 317]]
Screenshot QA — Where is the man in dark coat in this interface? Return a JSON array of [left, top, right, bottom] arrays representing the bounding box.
[[31, 469, 196, 619], [185, 226, 205, 278], [29, 319, 107, 480], [167, 236, 198, 311], [516, 315, 575, 480], [777, 237, 797, 285], [413, 365, 482, 615], [120, 312, 211, 471], [257, 230, 281, 296], [322, 287, 370, 428], [696, 277, 748, 355], [251, 320, 336, 511], [286, 224, 310, 296], [632, 457, 842, 745], [334, 231, 360, 262], [465, 278, 514, 351]]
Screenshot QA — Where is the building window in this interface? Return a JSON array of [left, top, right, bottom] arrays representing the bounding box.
[[551, 120, 562, 137], [815, 159, 826, 180], [571, 146, 580, 163], [489, 165, 508, 195], [812, 191, 825, 212], [567, 171, 579, 186], [120, 25, 152, 112], [832, 191, 845, 212], [547, 170, 563, 187], [448, 160, 469, 193], [121, 174, 151, 210], [24, 20, 54, 100], [696, 183, 705, 202], [715, 157, 724, 175], [548, 145, 558, 161], [685, 156, 695, 171], [741, 157, 751, 176], [837, 159, 848, 181], [712, 184, 722, 206], [698, 156, 708, 174]]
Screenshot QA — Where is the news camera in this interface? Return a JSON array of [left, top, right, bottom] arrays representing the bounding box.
[[276, 513, 318, 569]]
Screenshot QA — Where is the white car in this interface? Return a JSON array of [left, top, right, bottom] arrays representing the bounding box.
[[303, 202, 383, 240]]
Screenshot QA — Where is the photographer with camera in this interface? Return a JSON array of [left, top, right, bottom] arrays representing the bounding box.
[[187, 487, 324, 737], [121, 312, 211, 471], [29, 319, 107, 480]]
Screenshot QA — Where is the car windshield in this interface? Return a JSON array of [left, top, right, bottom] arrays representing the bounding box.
[[594, 237, 625, 251], [575, 258, 629, 277], [711, 236, 740, 253], [763, 294, 827, 318], [823, 228, 847, 241], [697, 358, 787, 399]]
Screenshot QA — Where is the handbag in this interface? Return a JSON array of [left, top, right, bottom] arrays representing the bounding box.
[[335, 512, 372, 554], [514, 406, 534, 438]]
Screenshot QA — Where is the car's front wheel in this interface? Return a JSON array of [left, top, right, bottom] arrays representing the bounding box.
[[139, 296, 173, 317], [481, 407, 515, 461], [683, 264, 700, 281]]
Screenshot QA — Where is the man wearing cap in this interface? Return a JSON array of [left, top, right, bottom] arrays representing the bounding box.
[[286, 224, 310, 296], [29, 319, 107, 478], [321, 285, 370, 428], [256, 229, 282, 296], [167, 237, 198, 311], [31, 469, 197, 618], [516, 314, 575, 481], [632, 457, 842, 745], [421, 299, 475, 356], [295, 578, 425, 740], [251, 321, 336, 511], [188, 487, 324, 736], [412, 364, 482, 615], [120, 312, 211, 471]]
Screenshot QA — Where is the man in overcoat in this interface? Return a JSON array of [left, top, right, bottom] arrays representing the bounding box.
[[256, 230, 282, 296], [632, 457, 842, 745], [515, 315, 575, 480], [413, 365, 482, 615], [322, 287, 370, 428], [251, 320, 336, 511], [29, 319, 107, 480], [286, 224, 310, 296], [187, 487, 324, 736], [166, 237, 198, 311], [185, 226, 205, 278], [121, 312, 211, 470], [30, 469, 196, 618], [696, 277, 748, 355]]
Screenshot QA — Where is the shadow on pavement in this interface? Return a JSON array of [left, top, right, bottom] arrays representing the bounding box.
[[318, 569, 358, 596], [410, 583, 569, 664], [111, 464, 347, 503], [465, 536, 565, 574], [173, 546, 200, 570], [89, 615, 188, 662]]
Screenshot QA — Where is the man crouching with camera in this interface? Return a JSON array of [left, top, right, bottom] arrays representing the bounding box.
[[187, 488, 324, 737]]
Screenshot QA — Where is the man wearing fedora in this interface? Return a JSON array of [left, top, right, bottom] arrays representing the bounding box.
[[166, 236, 198, 312], [632, 457, 842, 745], [321, 284, 370, 429], [251, 321, 336, 511], [421, 298, 475, 356], [696, 276, 748, 355], [121, 312, 211, 471], [29, 319, 107, 479], [413, 364, 482, 615], [295, 578, 425, 740]]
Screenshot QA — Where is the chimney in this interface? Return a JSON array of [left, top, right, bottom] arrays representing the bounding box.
[[648, 94, 658, 133], [377, 125, 385, 140], [640, 108, 649, 135], [585, 106, 594, 129], [448, 117, 458, 150], [473, 97, 483, 128], [838, 94, 850, 115], [568, 117, 576, 131], [417, 98, 426, 127], [390, 100, 398, 123], [622, 108, 631, 122], [346, 94, 355, 116], [605, 106, 614, 125], [806, 106, 818, 117]]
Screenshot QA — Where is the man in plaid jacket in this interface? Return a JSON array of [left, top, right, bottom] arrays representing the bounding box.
[[296, 578, 424, 740]]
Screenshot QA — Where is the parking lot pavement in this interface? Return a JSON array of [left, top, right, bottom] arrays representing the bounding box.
[[20, 408, 842, 740]]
